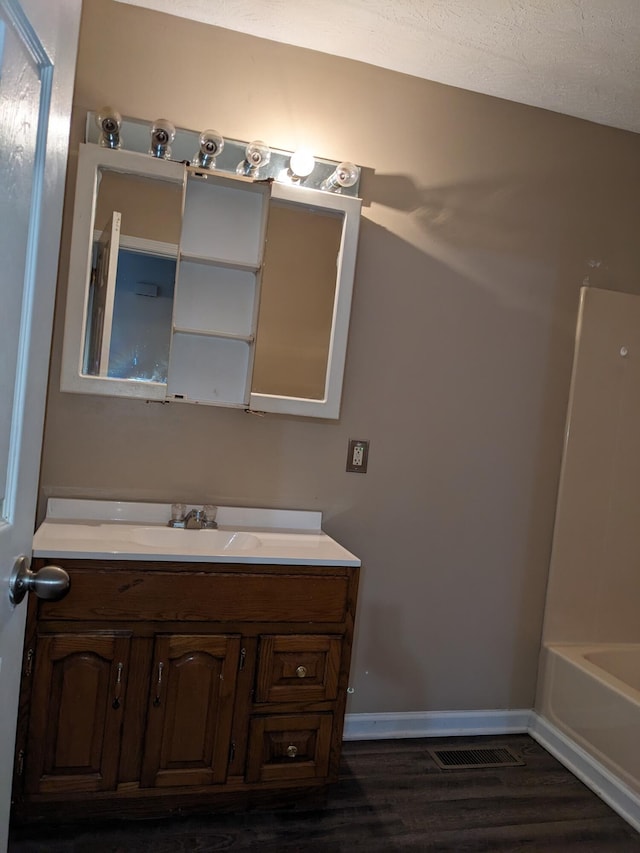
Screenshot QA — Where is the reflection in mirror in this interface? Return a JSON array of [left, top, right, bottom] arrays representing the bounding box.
[[252, 201, 343, 400], [83, 169, 182, 383]]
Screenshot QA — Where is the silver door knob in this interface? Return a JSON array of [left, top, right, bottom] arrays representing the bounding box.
[[9, 556, 70, 605]]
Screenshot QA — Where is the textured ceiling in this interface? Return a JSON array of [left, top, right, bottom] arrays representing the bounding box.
[[116, 0, 640, 134]]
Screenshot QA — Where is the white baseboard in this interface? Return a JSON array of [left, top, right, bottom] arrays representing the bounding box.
[[343, 709, 532, 741], [529, 713, 640, 834]]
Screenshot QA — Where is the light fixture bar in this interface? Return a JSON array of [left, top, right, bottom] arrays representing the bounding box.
[[84, 111, 361, 197]]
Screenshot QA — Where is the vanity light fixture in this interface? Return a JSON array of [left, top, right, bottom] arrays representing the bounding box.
[[288, 148, 315, 182], [149, 118, 176, 159], [321, 161, 360, 193], [95, 106, 122, 149], [236, 139, 271, 177], [192, 129, 225, 169], [86, 109, 360, 196]]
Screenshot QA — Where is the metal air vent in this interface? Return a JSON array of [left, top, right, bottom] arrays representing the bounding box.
[[429, 746, 524, 770]]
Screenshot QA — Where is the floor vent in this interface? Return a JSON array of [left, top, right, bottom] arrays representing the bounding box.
[[428, 746, 525, 771]]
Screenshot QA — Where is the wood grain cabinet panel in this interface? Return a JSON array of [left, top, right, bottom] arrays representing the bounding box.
[[40, 569, 349, 623], [13, 559, 359, 822], [246, 713, 333, 783], [24, 632, 131, 795], [255, 635, 342, 703], [141, 634, 240, 788]]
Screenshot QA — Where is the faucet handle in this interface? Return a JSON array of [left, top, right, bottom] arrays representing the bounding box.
[[168, 503, 186, 528], [202, 504, 218, 528]]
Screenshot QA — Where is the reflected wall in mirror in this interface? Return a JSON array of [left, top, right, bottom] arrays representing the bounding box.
[[83, 169, 182, 383], [248, 182, 361, 418], [252, 202, 343, 400]]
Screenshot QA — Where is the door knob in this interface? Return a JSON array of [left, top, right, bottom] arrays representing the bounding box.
[[9, 556, 70, 605]]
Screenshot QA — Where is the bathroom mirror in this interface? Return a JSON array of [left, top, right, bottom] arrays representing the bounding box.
[[84, 169, 182, 383], [252, 202, 342, 399], [249, 182, 360, 418], [61, 143, 361, 418], [62, 145, 186, 400]]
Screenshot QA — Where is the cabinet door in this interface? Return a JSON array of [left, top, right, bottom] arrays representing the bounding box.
[[24, 632, 131, 794], [249, 183, 361, 419], [61, 143, 185, 400], [166, 173, 269, 407], [141, 634, 240, 788]]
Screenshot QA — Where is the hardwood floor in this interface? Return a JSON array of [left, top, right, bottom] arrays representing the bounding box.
[[9, 734, 640, 852]]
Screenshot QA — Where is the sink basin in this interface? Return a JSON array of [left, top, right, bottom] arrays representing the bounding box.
[[33, 503, 361, 565], [130, 526, 261, 551]]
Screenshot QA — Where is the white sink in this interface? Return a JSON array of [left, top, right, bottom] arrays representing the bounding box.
[[129, 527, 261, 551], [32, 501, 361, 566]]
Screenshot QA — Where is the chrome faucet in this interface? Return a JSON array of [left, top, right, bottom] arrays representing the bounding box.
[[184, 509, 206, 529], [168, 504, 217, 529]]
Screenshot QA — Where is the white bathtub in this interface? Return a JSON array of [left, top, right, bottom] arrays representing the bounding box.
[[537, 643, 640, 798]]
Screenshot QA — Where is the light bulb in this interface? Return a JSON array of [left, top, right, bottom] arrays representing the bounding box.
[[96, 106, 122, 149], [321, 161, 360, 192], [149, 119, 176, 159], [289, 149, 315, 181], [236, 140, 271, 176], [192, 129, 224, 169]]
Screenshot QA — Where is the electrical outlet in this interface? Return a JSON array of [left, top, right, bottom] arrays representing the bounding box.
[[346, 439, 369, 473]]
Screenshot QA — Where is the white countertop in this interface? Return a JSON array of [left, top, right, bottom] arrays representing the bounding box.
[[32, 499, 360, 567]]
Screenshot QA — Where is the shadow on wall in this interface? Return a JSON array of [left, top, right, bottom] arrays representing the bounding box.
[[359, 166, 639, 289]]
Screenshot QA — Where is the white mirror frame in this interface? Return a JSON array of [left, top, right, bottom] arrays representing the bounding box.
[[60, 144, 186, 399], [249, 182, 361, 420]]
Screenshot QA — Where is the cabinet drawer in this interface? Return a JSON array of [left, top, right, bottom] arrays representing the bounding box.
[[245, 713, 333, 783], [38, 568, 349, 623], [255, 635, 342, 703]]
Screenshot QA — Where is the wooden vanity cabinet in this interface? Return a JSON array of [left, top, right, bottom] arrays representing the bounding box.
[[11, 559, 359, 823]]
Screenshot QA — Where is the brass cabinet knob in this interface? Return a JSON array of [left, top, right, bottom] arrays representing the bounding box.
[[286, 745, 298, 758], [295, 665, 308, 678]]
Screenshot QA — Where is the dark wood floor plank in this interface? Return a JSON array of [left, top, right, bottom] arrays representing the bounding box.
[[9, 734, 640, 852]]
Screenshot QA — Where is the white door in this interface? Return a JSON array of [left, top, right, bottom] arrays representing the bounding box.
[[0, 0, 80, 847]]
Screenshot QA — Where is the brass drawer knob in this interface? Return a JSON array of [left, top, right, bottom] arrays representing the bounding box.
[[286, 745, 298, 758], [295, 665, 308, 678]]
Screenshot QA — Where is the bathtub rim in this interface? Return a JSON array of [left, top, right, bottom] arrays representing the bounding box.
[[544, 642, 640, 705], [534, 641, 640, 833]]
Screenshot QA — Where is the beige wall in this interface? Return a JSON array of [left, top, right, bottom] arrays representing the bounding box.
[[39, 0, 640, 713]]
